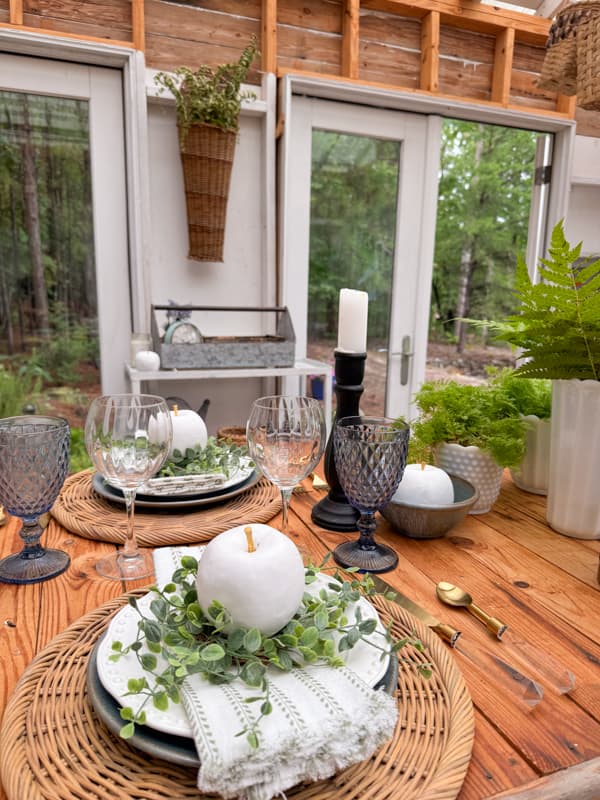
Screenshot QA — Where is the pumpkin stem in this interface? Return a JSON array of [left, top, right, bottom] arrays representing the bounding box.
[[245, 526, 256, 553], [173, 404, 179, 416], [420, 462, 426, 471]]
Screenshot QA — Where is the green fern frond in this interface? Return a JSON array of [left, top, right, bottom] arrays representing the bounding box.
[[493, 222, 600, 381]]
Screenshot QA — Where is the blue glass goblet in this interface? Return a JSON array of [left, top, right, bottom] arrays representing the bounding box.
[[0, 416, 71, 584], [333, 416, 409, 573]]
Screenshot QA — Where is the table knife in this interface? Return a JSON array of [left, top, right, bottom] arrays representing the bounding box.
[[371, 575, 461, 647]]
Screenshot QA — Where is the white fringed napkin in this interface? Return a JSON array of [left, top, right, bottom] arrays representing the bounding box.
[[153, 546, 398, 800]]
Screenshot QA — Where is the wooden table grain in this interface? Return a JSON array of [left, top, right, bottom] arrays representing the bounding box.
[[1, 473, 600, 800]]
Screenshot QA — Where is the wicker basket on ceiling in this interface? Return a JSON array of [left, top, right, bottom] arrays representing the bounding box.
[[538, 0, 600, 108], [179, 122, 236, 263]]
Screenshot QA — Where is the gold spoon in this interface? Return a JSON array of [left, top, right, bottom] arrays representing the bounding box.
[[436, 581, 508, 639]]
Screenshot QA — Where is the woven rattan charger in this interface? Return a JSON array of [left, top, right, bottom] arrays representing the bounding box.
[[0, 589, 473, 800], [51, 471, 281, 546]]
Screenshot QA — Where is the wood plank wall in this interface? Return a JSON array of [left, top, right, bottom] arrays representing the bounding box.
[[0, 0, 598, 135]]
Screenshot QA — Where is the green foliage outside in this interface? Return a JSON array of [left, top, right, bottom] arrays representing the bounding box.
[[0, 363, 42, 418], [154, 38, 259, 136], [481, 222, 600, 380], [431, 120, 538, 345], [407, 378, 527, 467], [308, 132, 399, 343], [70, 428, 92, 473]]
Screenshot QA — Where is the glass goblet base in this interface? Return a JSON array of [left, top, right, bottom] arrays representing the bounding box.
[[333, 539, 398, 574], [96, 547, 155, 581], [0, 548, 70, 585]]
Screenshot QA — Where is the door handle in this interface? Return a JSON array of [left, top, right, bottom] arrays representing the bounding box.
[[388, 336, 414, 385]]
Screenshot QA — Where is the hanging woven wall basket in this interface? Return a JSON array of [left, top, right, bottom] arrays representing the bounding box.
[[539, 0, 600, 109], [178, 122, 236, 263]]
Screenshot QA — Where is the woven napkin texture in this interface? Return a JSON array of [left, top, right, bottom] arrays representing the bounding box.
[[153, 547, 398, 800]]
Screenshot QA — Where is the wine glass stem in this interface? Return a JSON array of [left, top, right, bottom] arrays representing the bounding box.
[[357, 512, 377, 550], [280, 486, 293, 535], [122, 488, 139, 558], [19, 521, 44, 558]]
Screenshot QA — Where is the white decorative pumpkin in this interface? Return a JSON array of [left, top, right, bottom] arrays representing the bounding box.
[[195, 524, 305, 636], [392, 463, 454, 506], [169, 408, 207, 457], [134, 350, 161, 371]]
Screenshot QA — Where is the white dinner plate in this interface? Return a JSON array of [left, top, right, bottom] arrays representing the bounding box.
[[96, 572, 391, 738]]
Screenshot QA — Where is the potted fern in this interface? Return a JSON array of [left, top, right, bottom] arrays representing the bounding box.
[[155, 38, 259, 262], [490, 221, 600, 538], [408, 380, 527, 514]]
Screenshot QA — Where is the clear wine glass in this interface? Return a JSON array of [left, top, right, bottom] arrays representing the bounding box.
[[246, 395, 325, 537], [0, 416, 71, 584], [85, 394, 172, 581], [333, 416, 409, 574]]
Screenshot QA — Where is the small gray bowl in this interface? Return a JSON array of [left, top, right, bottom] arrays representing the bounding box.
[[381, 474, 479, 539]]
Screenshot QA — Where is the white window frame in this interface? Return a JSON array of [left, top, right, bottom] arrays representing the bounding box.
[[0, 27, 152, 337]]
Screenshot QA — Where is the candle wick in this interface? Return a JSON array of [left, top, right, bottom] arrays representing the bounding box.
[[245, 526, 256, 553], [173, 404, 179, 416]]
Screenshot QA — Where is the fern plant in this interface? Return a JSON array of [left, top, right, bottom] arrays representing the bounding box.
[[154, 38, 259, 138], [407, 379, 527, 467], [489, 222, 600, 380]]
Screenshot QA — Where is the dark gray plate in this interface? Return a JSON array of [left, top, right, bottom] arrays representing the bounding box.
[[91, 469, 260, 510], [86, 637, 398, 767]]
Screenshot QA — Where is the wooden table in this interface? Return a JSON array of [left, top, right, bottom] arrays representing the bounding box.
[[1, 474, 600, 799]]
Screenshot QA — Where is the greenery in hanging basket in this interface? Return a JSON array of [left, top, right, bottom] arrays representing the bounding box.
[[154, 37, 259, 138], [407, 379, 527, 467], [469, 221, 600, 381]]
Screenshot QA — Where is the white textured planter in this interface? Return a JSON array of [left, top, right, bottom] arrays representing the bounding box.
[[435, 443, 503, 514], [547, 380, 600, 539], [510, 415, 551, 496]]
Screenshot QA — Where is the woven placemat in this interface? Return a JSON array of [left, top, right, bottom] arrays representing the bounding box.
[[51, 471, 281, 546], [0, 590, 473, 800]]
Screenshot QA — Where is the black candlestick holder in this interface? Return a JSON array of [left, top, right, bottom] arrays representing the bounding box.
[[311, 350, 366, 531]]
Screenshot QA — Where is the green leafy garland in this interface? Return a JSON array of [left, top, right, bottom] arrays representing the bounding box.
[[109, 556, 430, 748], [158, 437, 249, 478], [154, 37, 259, 138]]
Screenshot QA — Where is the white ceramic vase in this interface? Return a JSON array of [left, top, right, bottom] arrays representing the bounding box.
[[435, 443, 503, 514], [547, 379, 600, 539], [510, 415, 551, 496]]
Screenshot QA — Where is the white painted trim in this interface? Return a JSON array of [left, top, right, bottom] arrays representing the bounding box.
[[282, 73, 576, 134], [0, 27, 152, 338]]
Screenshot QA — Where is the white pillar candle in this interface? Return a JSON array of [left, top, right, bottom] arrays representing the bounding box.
[[337, 288, 369, 353], [392, 463, 455, 506], [169, 407, 208, 457], [196, 524, 305, 636]]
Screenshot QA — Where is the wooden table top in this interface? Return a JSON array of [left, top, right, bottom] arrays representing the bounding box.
[[1, 473, 600, 800]]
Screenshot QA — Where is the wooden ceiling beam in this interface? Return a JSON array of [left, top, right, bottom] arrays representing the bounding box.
[[363, 0, 550, 44]]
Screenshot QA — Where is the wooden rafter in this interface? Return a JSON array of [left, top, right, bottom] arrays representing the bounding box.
[[342, 0, 360, 79], [492, 27, 515, 104], [262, 0, 277, 74], [9, 0, 23, 26], [132, 0, 145, 52], [420, 10, 440, 93]]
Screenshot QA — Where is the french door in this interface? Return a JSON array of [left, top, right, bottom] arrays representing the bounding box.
[[280, 96, 441, 420], [0, 52, 131, 393]]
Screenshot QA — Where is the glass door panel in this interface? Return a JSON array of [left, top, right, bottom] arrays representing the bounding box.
[[307, 131, 400, 416]]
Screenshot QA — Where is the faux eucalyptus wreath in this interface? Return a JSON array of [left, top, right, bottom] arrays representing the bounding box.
[[109, 556, 430, 748]]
